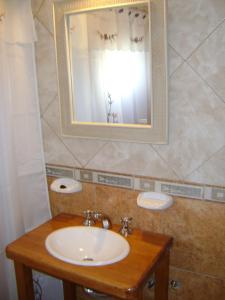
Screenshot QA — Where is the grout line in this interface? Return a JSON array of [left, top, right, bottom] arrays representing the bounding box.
[[168, 43, 185, 78], [169, 19, 225, 80], [169, 60, 185, 78], [41, 101, 110, 169], [148, 144, 182, 181], [187, 61, 225, 105], [168, 43, 183, 59], [33, 0, 46, 18], [185, 18, 225, 62], [167, 60, 225, 181], [184, 144, 225, 180], [35, 15, 54, 39], [43, 118, 83, 167], [40, 93, 58, 118], [171, 266, 225, 282], [54, 137, 83, 168], [82, 141, 109, 169], [50, 123, 83, 167]]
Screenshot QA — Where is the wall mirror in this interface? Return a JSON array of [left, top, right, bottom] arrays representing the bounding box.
[[53, 0, 168, 143]]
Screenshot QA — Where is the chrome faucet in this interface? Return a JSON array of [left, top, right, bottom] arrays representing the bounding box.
[[83, 210, 111, 229], [119, 217, 133, 237], [93, 212, 112, 229], [83, 210, 95, 226]]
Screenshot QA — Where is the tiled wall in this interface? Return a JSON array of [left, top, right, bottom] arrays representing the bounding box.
[[46, 165, 225, 202], [32, 0, 225, 299], [46, 164, 225, 298], [48, 176, 225, 300], [32, 0, 225, 187]]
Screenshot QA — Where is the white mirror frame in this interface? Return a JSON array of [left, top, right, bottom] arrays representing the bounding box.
[[53, 0, 168, 144]]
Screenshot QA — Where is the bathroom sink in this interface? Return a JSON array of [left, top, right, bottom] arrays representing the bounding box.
[[45, 226, 130, 266]]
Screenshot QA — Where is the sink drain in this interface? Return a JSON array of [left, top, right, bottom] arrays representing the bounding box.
[[82, 257, 94, 261]]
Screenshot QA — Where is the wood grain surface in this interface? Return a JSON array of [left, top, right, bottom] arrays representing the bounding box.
[[6, 214, 172, 299]]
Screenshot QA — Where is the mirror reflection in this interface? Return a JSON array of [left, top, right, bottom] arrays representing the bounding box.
[[67, 4, 151, 125]]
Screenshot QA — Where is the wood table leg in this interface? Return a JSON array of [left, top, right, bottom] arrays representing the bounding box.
[[63, 280, 77, 300], [14, 261, 35, 300], [154, 249, 170, 300], [137, 287, 143, 300]]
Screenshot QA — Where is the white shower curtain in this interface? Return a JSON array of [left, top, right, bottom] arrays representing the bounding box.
[[0, 0, 52, 299]]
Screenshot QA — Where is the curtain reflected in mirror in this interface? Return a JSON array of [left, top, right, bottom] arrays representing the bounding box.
[[68, 4, 151, 125]]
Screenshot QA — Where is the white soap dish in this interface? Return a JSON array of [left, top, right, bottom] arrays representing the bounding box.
[[137, 192, 173, 210], [50, 178, 82, 193]]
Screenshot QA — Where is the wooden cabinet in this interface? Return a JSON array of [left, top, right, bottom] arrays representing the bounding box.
[[6, 214, 172, 300]]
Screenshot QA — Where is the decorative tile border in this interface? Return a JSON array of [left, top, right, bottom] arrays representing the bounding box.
[[94, 172, 133, 189], [46, 165, 74, 178], [46, 164, 225, 203], [204, 186, 225, 202], [156, 181, 204, 200], [134, 177, 155, 191], [79, 169, 93, 182]]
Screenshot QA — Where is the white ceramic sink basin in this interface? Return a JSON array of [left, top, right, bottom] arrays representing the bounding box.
[[45, 226, 130, 266]]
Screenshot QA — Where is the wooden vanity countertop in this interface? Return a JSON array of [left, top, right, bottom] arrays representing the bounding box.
[[6, 213, 172, 300]]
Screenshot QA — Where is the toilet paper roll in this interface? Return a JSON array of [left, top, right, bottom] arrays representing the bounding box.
[[50, 178, 82, 193]]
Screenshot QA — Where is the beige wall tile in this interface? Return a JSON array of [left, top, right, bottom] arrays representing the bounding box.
[[187, 145, 225, 186], [43, 95, 108, 167], [168, 0, 225, 58], [48, 179, 225, 299], [189, 21, 225, 102], [49, 180, 225, 280], [160, 197, 225, 279], [35, 0, 225, 187], [94, 184, 133, 225], [35, 0, 55, 34], [62, 138, 107, 168], [42, 120, 81, 167], [170, 267, 225, 300], [168, 45, 183, 76], [48, 177, 95, 216], [35, 19, 58, 114], [154, 62, 225, 179], [42, 96, 61, 135], [31, 0, 44, 16], [87, 142, 179, 179]]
